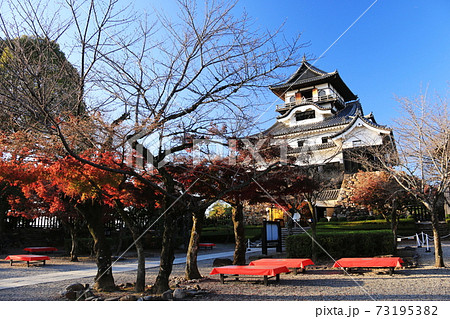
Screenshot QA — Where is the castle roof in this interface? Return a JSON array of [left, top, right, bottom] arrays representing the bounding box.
[[264, 101, 362, 137], [269, 59, 357, 102]]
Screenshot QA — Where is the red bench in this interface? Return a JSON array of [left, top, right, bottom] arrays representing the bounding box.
[[5, 255, 50, 267], [199, 243, 216, 249], [24, 247, 58, 253], [333, 257, 404, 275], [249, 258, 314, 275], [210, 265, 289, 285]]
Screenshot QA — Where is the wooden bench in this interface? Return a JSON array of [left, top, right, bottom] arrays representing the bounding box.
[[24, 247, 58, 254], [210, 265, 289, 286], [333, 257, 404, 275], [249, 258, 314, 275], [5, 255, 50, 267], [199, 243, 216, 250]]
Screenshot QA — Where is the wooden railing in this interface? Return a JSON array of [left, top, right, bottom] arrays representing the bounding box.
[[276, 93, 345, 111]]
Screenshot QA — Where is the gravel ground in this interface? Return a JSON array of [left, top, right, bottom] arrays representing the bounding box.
[[0, 241, 449, 301]]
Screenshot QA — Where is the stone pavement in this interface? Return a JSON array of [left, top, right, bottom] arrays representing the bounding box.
[[0, 247, 261, 291]]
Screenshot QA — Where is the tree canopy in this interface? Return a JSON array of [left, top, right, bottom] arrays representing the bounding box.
[[0, 36, 84, 133]]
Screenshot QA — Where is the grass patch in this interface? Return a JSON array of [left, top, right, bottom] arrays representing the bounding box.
[[316, 218, 417, 236]]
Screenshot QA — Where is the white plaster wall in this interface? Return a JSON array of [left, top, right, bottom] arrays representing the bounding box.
[[293, 147, 344, 166], [339, 120, 385, 149]]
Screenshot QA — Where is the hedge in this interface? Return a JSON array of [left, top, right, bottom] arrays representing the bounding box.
[[286, 229, 394, 260], [200, 225, 262, 243]]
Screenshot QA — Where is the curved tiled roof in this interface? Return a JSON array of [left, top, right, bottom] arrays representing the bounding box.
[[329, 111, 392, 139], [270, 72, 337, 90], [282, 59, 331, 83], [277, 101, 333, 120], [269, 60, 357, 102], [265, 101, 362, 137]]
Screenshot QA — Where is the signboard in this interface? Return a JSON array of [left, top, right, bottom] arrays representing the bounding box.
[[262, 220, 282, 255], [266, 223, 279, 241]]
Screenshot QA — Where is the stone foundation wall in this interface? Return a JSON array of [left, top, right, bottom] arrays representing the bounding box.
[[243, 202, 268, 225]]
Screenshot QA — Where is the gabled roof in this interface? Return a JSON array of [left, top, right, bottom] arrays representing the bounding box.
[[269, 59, 357, 102], [330, 110, 392, 139], [284, 57, 330, 83], [265, 101, 362, 137]]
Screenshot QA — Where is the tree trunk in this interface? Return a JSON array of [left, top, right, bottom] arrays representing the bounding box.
[[117, 209, 146, 292], [151, 210, 176, 294], [78, 203, 115, 291], [390, 200, 399, 253], [185, 210, 203, 280], [114, 226, 126, 256], [151, 169, 181, 294], [305, 200, 318, 262], [0, 198, 8, 238], [0, 208, 5, 238], [310, 222, 318, 262], [59, 218, 80, 262], [430, 209, 445, 267], [69, 225, 80, 262], [134, 237, 146, 292], [232, 200, 246, 265]]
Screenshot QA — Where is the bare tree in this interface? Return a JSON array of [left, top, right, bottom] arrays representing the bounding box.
[[351, 92, 448, 267], [0, 0, 305, 292]]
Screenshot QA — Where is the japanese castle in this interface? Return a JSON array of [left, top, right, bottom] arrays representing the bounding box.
[[263, 58, 395, 220]]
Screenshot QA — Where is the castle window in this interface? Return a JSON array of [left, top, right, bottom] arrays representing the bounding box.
[[297, 140, 304, 147], [289, 96, 296, 103], [322, 136, 329, 143], [353, 140, 362, 147], [295, 110, 315, 121]]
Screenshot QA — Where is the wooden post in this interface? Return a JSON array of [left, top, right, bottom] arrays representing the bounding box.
[[262, 221, 268, 255], [276, 221, 282, 253]]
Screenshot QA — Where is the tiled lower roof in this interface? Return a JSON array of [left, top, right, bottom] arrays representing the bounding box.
[[316, 189, 341, 201], [265, 102, 360, 137]]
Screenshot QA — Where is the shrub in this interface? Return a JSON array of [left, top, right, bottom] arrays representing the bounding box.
[[318, 218, 328, 223], [286, 229, 394, 260], [338, 217, 347, 222], [330, 217, 339, 222], [200, 225, 262, 243], [397, 218, 418, 236]]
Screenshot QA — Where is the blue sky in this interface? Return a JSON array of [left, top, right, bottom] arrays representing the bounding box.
[[230, 0, 450, 129], [137, 0, 449, 130]]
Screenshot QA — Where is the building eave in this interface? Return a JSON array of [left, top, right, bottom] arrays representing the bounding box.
[[330, 114, 392, 140], [276, 102, 333, 120]]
